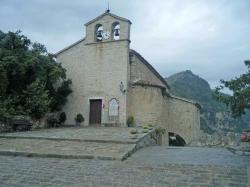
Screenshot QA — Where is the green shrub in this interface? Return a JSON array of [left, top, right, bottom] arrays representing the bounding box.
[[46, 115, 59, 128], [130, 129, 138, 134], [75, 113, 84, 123], [142, 129, 149, 133], [155, 127, 166, 135], [127, 116, 135, 127], [59, 112, 66, 124], [143, 126, 149, 129]]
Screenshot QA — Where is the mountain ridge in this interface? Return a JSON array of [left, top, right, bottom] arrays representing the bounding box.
[[166, 70, 249, 133]]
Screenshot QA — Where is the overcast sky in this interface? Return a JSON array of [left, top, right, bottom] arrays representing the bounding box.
[[1, 0, 250, 89]]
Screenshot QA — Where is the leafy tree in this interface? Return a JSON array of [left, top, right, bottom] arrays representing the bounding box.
[[214, 60, 250, 117], [21, 80, 50, 119], [0, 30, 72, 119]]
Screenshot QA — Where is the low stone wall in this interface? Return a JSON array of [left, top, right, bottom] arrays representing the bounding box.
[[188, 131, 240, 147], [123, 128, 165, 160], [135, 129, 159, 148]]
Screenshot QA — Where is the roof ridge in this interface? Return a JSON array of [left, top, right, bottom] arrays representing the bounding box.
[[55, 38, 85, 56], [130, 49, 170, 89], [85, 12, 132, 26], [170, 95, 201, 108]]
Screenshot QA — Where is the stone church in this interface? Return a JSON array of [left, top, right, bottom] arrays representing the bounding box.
[[56, 11, 200, 143]]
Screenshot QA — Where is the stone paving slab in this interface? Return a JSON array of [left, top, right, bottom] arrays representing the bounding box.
[[0, 138, 136, 160], [0, 147, 249, 186], [127, 146, 250, 167], [0, 127, 147, 143], [0, 127, 156, 161], [227, 144, 250, 156]]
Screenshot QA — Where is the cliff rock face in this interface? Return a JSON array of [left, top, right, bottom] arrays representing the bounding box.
[[166, 70, 249, 134]]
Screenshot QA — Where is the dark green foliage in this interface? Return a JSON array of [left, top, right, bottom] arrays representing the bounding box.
[[46, 115, 59, 128], [214, 60, 250, 117], [50, 79, 72, 111], [21, 80, 50, 119], [59, 112, 66, 124], [75, 113, 84, 123], [166, 70, 249, 132], [127, 116, 135, 127], [200, 117, 215, 134], [0, 30, 72, 119]]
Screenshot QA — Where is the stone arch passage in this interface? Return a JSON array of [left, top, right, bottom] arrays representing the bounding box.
[[168, 132, 186, 146]]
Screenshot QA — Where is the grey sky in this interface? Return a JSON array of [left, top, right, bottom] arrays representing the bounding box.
[[1, 0, 249, 89]]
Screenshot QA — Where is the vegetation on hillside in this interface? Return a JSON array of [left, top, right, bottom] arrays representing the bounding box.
[[0, 30, 72, 119], [214, 60, 250, 117], [166, 70, 249, 133]]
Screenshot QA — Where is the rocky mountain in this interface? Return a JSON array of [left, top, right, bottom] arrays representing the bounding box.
[[166, 70, 250, 134]]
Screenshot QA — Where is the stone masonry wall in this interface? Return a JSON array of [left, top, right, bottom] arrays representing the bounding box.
[[129, 54, 166, 88], [128, 50, 200, 144], [163, 96, 201, 144], [128, 86, 164, 126], [128, 85, 200, 144], [56, 14, 131, 126]]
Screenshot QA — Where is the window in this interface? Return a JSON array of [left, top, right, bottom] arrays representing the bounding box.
[[95, 24, 103, 41], [108, 98, 119, 121], [112, 22, 120, 40]]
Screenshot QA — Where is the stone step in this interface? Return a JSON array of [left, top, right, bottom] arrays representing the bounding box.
[[0, 135, 137, 144], [0, 127, 157, 145], [0, 138, 137, 160]]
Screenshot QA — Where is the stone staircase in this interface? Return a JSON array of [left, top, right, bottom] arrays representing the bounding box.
[[0, 127, 159, 160]]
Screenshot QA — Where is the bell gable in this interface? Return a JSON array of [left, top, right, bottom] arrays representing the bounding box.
[[85, 11, 131, 44]]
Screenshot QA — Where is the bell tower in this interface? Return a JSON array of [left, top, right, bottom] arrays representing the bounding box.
[[84, 11, 131, 44]]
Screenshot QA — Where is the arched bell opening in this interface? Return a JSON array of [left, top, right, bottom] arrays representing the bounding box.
[[112, 22, 120, 40], [168, 132, 186, 146], [95, 24, 103, 42]]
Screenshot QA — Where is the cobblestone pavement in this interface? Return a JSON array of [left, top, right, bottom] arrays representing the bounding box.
[[0, 147, 249, 187], [126, 146, 250, 167], [0, 127, 146, 143]]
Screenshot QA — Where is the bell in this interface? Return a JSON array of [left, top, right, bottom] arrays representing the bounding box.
[[114, 29, 119, 36], [97, 30, 102, 38]]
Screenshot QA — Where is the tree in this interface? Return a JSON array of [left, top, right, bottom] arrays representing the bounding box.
[[214, 60, 250, 117], [0, 30, 72, 119]]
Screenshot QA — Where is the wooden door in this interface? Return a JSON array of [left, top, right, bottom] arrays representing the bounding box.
[[89, 99, 102, 125]]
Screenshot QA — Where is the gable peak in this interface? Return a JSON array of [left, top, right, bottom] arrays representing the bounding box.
[[85, 11, 132, 26]]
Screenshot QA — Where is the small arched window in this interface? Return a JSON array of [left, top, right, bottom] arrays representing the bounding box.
[[108, 98, 119, 121], [95, 24, 103, 41], [112, 22, 120, 40]]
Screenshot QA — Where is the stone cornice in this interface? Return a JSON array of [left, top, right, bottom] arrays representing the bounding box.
[[85, 39, 131, 46]]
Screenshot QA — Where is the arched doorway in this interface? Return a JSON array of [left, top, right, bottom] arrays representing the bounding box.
[[168, 132, 186, 146]]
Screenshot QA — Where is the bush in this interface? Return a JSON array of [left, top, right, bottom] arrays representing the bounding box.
[[59, 112, 66, 124], [127, 116, 135, 127], [75, 113, 84, 123], [130, 129, 138, 134], [46, 113, 59, 128], [155, 127, 166, 136]]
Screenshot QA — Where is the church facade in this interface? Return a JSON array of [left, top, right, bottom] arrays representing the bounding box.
[[56, 11, 200, 143]]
